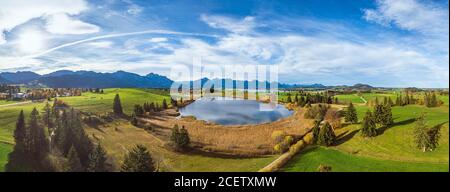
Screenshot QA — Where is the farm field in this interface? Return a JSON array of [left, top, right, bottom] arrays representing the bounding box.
[[282, 103, 449, 172]]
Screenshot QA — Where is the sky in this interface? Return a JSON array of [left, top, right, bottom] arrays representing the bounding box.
[[0, 0, 448, 88]]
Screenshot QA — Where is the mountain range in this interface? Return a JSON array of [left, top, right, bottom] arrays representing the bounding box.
[[1, 70, 368, 89], [0, 70, 173, 89]]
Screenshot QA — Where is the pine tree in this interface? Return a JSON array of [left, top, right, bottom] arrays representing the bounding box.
[[317, 122, 335, 146], [373, 104, 384, 125], [113, 94, 123, 115], [414, 113, 429, 152], [87, 144, 109, 172], [121, 145, 155, 172], [42, 102, 53, 129], [162, 99, 168, 109], [381, 103, 394, 127], [361, 110, 377, 137], [28, 108, 48, 161], [5, 110, 31, 172], [170, 125, 190, 150], [311, 120, 321, 144], [344, 102, 358, 124], [66, 145, 83, 172]]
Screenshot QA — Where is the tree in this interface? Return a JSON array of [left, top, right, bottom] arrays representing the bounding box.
[[162, 99, 168, 109], [42, 102, 53, 130], [317, 122, 335, 146], [113, 94, 123, 115], [360, 110, 377, 137], [130, 113, 139, 126], [414, 113, 440, 152], [381, 103, 394, 127], [373, 104, 384, 125], [133, 104, 144, 116], [87, 144, 110, 172], [170, 125, 190, 150], [344, 102, 358, 124], [66, 145, 83, 172], [311, 120, 321, 144], [28, 108, 49, 162], [121, 145, 155, 172], [5, 110, 31, 172]]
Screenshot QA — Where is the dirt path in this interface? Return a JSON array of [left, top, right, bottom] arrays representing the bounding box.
[[0, 101, 32, 108]]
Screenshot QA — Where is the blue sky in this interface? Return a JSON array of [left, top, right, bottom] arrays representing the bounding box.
[[0, 0, 448, 87]]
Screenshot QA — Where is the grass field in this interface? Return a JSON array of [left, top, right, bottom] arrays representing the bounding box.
[[0, 100, 18, 105], [282, 103, 449, 172], [282, 147, 448, 172], [61, 88, 170, 115], [334, 94, 365, 104], [0, 143, 12, 171]]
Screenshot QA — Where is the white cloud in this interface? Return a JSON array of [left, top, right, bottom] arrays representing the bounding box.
[[0, 0, 98, 43], [149, 37, 168, 43], [85, 41, 113, 48], [363, 0, 448, 35], [45, 13, 100, 35], [200, 14, 257, 34]]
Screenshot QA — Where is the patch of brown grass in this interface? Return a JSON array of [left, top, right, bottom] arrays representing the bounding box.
[[141, 108, 313, 156]]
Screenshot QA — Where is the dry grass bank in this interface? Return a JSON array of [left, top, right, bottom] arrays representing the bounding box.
[[140, 107, 313, 156]]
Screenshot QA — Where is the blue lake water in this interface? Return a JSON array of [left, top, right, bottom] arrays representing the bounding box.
[[179, 97, 293, 125]]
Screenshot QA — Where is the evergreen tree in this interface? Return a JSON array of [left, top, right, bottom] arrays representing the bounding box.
[[66, 145, 83, 172], [162, 99, 168, 109], [381, 103, 394, 127], [131, 113, 139, 126], [286, 93, 292, 103], [42, 102, 53, 129], [5, 110, 31, 171], [414, 113, 430, 152], [113, 94, 123, 115], [28, 108, 48, 162], [311, 120, 321, 144], [344, 102, 358, 124], [87, 144, 110, 172], [121, 145, 155, 172], [361, 110, 377, 137], [317, 122, 335, 146], [373, 104, 384, 125], [170, 125, 190, 150], [134, 104, 144, 116]]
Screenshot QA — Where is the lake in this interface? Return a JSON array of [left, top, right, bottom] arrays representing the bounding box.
[[179, 97, 293, 125]]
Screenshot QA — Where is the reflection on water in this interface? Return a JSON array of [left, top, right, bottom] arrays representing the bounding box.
[[179, 97, 293, 125]]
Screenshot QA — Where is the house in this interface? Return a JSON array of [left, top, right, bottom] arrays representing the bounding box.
[[12, 92, 26, 99]]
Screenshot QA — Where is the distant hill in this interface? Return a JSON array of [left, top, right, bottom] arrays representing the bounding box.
[[36, 70, 173, 88], [278, 83, 327, 89], [0, 75, 10, 84], [0, 71, 41, 84], [351, 83, 374, 90]]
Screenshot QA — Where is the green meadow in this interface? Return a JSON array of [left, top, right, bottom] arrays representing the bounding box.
[[0, 143, 12, 171], [282, 147, 448, 172], [282, 103, 449, 172], [334, 94, 365, 104]]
